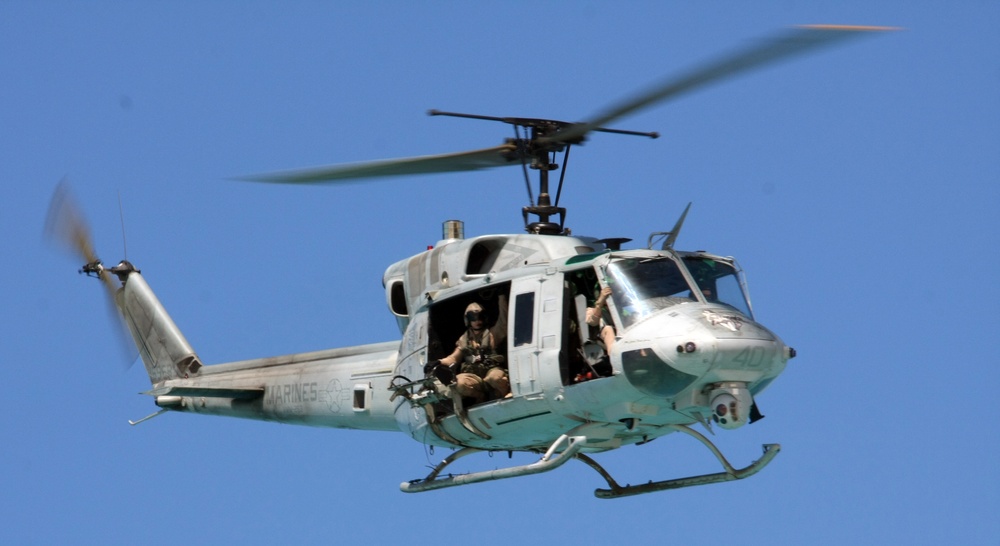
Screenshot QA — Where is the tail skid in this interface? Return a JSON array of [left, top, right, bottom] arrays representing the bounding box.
[[128, 408, 169, 426]]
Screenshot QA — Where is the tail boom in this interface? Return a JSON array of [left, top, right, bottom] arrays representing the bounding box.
[[113, 267, 403, 431]]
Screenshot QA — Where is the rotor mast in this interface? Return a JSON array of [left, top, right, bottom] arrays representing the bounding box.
[[430, 110, 657, 234], [523, 138, 563, 235], [521, 121, 566, 235]]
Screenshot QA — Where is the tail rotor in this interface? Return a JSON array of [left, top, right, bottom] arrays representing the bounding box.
[[44, 180, 138, 365]]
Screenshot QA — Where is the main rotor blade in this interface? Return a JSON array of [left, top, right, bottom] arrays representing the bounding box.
[[546, 25, 897, 144], [244, 144, 519, 184]]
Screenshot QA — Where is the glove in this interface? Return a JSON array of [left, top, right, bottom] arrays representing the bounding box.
[[423, 359, 441, 375], [433, 364, 456, 385]]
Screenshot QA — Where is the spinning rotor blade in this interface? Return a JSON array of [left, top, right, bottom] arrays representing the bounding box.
[[241, 24, 896, 213], [45, 181, 101, 266], [244, 144, 519, 184], [45, 181, 137, 365], [545, 25, 897, 144]]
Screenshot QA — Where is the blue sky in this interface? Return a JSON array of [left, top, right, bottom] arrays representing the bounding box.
[[2, 2, 997, 544]]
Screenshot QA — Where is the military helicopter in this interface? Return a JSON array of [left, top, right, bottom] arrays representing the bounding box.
[[48, 25, 892, 498]]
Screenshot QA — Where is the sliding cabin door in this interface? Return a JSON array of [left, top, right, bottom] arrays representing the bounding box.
[[506, 273, 563, 396]]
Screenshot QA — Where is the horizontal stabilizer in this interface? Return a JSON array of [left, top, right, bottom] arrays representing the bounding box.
[[143, 385, 264, 400]]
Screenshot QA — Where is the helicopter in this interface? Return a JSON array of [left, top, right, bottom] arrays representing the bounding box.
[[47, 25, 893, 499]]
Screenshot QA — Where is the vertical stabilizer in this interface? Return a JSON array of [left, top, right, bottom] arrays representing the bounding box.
[[115, 271, 202, 384]]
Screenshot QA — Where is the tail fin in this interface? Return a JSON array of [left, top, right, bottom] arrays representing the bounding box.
[[114, 268, 203, 384]]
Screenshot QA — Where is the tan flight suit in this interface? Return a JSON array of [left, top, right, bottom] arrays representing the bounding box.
[[440, 299, 510, 403], [451, 328, 509, 403]]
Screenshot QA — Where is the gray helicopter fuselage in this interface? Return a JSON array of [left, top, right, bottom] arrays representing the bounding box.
[[131, 230, 790, 455]]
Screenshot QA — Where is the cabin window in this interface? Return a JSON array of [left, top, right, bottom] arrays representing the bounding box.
[[352, 383, 371, 412], [681, 256, 752, 318], [606, 257, 695, 329], [513, 292, 535, 347]]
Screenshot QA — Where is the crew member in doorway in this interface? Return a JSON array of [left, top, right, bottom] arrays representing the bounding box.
[[429, 299, 510, 403]]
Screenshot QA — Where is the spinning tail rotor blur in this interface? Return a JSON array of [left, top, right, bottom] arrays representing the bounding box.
[[44, 180, 139, 367]]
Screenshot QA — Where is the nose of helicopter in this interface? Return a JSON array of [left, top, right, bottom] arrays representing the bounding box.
[[616, 305, 792, 413]]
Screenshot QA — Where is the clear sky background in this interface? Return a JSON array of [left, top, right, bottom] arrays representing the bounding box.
[[3, 2, 997, 544]]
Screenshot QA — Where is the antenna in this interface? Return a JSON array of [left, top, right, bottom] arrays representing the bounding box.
[[117, 190, 128, 261], [647, 202, 692, 250]]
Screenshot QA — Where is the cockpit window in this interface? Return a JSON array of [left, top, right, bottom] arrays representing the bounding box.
[[682, 256, 752, 318], [606, 258, 695, 329]]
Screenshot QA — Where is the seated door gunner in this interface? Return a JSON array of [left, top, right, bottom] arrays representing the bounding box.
[[427, 300, 510, 404]]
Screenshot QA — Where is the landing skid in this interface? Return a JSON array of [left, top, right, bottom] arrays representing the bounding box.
[[400, 424, 780, 498], [401, 434, 585, 493], [580, 424, 780, 499]]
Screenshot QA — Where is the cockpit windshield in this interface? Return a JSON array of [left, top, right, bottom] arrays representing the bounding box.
[[605, 257, 696, 329], [604, 255, 753, 329], [682, 256, 752, 318]]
